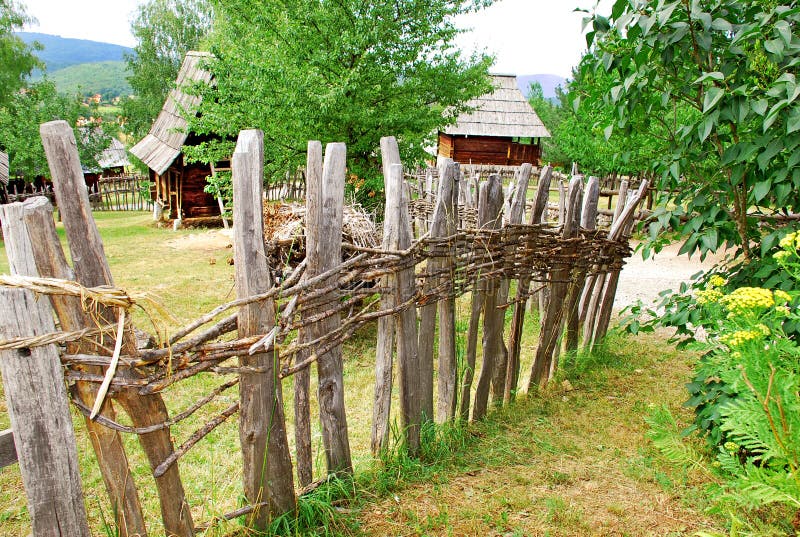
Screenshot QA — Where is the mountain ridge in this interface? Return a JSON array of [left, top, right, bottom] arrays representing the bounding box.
[[16, 32, 132, 73]]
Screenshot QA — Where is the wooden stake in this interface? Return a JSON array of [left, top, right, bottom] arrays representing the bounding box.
[[0, 202, 91, 537], [472, 174, 504, 421], [41, 120, 194, 537]]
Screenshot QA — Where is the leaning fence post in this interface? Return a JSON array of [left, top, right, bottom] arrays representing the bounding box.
[[21, 196, 147, 537], [0, 203, 91, 537], [232, 129, 297, 528], [41, 120, 194, 537]]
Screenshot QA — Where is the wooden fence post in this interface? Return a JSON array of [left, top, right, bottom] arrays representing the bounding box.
[[295, 142, 321, 485], [371, 137, 400, 455], [306, 142, 353, 474], [436, 161, 459, 423], [0, 202, 92, 537], [529, 177, 583, 388], [385, 161, 421, 454], [21, 196, 148, 537], [41, 120, 194, 537], [232, 129, 297, 528], [564, 176, 599, 352], [472, 174, 504, 421]]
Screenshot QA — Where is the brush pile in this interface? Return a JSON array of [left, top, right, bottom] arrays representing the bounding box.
[[263, 201, 379, 268]]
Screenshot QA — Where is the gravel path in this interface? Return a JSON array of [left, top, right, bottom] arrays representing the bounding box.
[[615, 241, 729, 309]]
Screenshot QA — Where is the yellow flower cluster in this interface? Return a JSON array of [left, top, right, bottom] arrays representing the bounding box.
[[720, 287, 775, 315], [774, 290, 791, 304], [779, 231, 800, 249], [696, 288, 724, 305], [720, 329, 763, 347], [708, 275, 727, 288]]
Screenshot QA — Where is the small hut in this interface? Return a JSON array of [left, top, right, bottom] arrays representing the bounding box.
[[83, 137, 132, 193], [130, 51, 217, 220], [437, 75, 550, 166]]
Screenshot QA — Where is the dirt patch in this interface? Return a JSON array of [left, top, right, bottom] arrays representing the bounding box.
[[615, 241, 729, 309], [165, 229, 233, 252]]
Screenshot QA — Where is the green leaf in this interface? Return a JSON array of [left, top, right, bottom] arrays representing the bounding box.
[[757, 139, 783, 170], [694, 71, 724, 84], [764, 100, 788, 131], [775, 20, 792, 45], [698, 114, 714, 142], [753, 180, 771, 202], [765, 38, 785, 56], [711, 18, 732, 32], [604, 124, 614, 140], [753, 99, 768, 116], [788, 107, 800, 134], [703, 86, 724, 113], [670, 161, 680, 180]]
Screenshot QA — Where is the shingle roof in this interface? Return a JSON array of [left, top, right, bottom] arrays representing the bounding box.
[[443, 75, 551, 138], [130, 51, 212, 176], [0, 151, 8, 186], [97, 138, 130, 169]]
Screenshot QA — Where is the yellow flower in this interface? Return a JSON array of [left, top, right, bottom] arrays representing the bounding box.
[[708, 275, 726, 288], [720, 329, 762, 347], [773, 290, 791, 304], [776, 305, 790, 317], [724, 441, 739, 452], [720, 287, 774, 315], [774, 250, 790, 262], [696, 288, 723, 305], [779, 231, 798, 249]]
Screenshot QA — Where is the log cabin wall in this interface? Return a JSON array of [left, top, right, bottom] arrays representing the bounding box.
[[437, 134, 541, 167]]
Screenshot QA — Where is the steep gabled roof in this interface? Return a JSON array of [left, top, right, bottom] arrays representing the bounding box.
[[443, 75, 551, 139], [0, 151, 8, 186], [97, 138, 130, 169], [130, 51, 212, 176]]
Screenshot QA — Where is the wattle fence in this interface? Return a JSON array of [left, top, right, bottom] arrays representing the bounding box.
[[0, 121, 647, 536]]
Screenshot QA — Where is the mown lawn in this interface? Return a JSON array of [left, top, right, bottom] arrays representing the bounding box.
[[0, 210, 782, 536]]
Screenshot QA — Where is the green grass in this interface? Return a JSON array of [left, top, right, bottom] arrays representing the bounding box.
[[0, 211, 789, 536]]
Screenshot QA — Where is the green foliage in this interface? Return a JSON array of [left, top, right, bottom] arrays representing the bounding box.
[[583, 0, 800, 260], [0, 1, 40, 107], [49, 61, 132, 100], [187, 0, 495, 187], [122, 0, 213, 140], [0, 80, 111, 180]]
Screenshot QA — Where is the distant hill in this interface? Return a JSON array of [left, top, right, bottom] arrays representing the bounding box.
[[16, 32, 132, 72], [517, 74, 568, 100], [50, 61, 132, 99]]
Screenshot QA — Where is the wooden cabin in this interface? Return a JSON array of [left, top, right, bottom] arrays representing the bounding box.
[[437, 75, 550, 166], [83, 137, 131, 193], [130, 51, 218, 220]]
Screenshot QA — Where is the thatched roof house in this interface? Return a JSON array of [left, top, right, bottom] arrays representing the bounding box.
[[130, 51, 217, 220], [98, 138, 131, 171], [437, 74, 550, 166]]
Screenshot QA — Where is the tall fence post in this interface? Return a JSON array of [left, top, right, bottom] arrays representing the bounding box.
[[371, 137, 400, 455], [306, 142, 353, 475], [0, 202, 92, 537], [232, 129, 296, 528], [506, 166, 551, 402], [472, 174, 504, 421], [41, 120, 194, 537], [385, 160, 421, 454]]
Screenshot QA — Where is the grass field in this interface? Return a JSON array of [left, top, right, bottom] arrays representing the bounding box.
[[0, 210, 788, 536]]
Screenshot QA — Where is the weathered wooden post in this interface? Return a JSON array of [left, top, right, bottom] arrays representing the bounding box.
[[472, 174, 504, 421], [564, 176, 599, 352], [386, 160, 421, 454], [21, 196, 147, 537], [372, 137, 400, 455], [505, 166, 551, 402], [417, 159, 458, 421], [295, 141, 322, 485], [529, 176, 582, 388], [0, 202, 92, 537], [41, 120, 193, 537], [306, 142, 353, 475], [232, 129, 297, 528]]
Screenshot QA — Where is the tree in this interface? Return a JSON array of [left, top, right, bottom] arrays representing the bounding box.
[[0, 80, 110, 180], [187, 0, 495, 204], [583, 0, 800, 260], [122, 0, 213, 140], [0, 0, 40, 106]]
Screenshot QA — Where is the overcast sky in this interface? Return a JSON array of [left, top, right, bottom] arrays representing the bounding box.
[[21, 0, 610, 79]]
